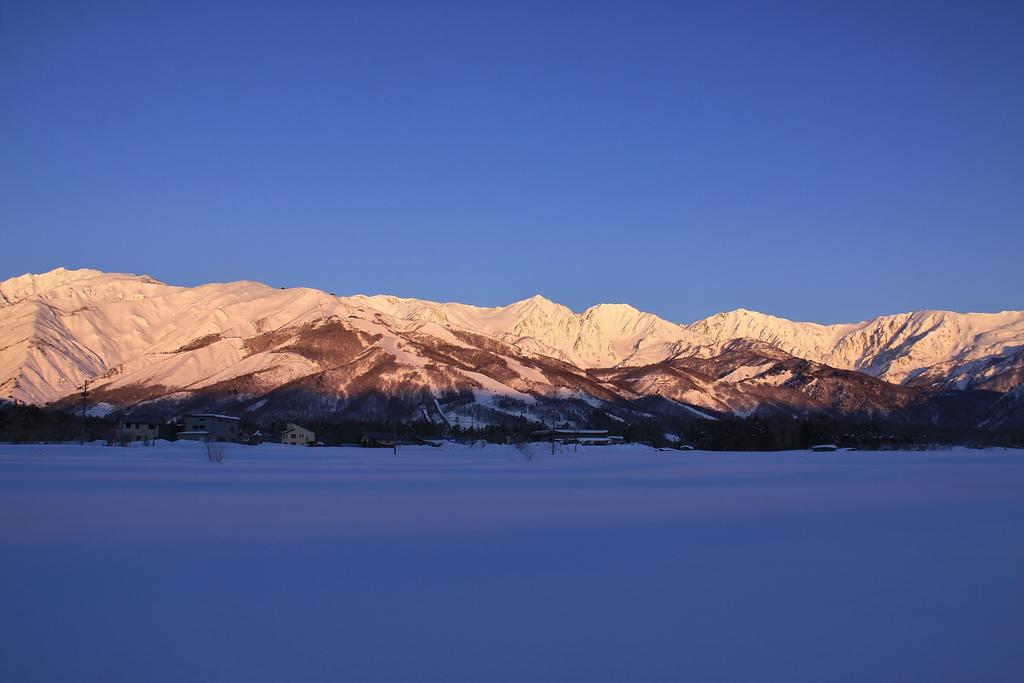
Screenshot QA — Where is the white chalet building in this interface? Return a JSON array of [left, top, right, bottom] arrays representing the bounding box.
[[280, 423, 315, 446]]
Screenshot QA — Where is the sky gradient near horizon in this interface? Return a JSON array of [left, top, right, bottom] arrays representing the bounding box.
[[2, 1, 1022, 324]]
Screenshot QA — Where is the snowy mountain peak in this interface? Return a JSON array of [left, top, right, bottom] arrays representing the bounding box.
[[0, 267, 165, 308], [582, 302, 642, 319], [691, 306, 1024, 388], [506, 294, 573, 317], [1, 268, 1022, 410], [0, 267, 100, 304], [520, 293, 558, 306]]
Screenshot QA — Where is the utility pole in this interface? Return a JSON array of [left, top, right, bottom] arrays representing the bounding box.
[[79, 379, 90, 445], [393, 419, 398, 455]]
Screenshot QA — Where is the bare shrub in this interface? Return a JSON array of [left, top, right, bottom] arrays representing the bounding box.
[[513, 438, 538, 462], [204, 441, 228, 464]]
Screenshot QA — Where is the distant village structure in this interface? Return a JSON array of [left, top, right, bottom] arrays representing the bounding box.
[[117, 414, 161, 442], [360, 431, 397, 448], [178, 414, 240, 442], [530, 429, 623, 446], [280, 423, 315, 446], [245, 430, 265, 446], [358, 431, 443, 448]]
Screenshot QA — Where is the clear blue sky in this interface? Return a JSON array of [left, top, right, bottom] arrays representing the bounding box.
[[2, 1, 1021, 323]]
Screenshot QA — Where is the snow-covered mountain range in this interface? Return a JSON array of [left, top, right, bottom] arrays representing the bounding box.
[[2, 268, 1021, 428]]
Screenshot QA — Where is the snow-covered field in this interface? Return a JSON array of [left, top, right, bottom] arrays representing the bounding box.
[[2, 442, 1022, 682]]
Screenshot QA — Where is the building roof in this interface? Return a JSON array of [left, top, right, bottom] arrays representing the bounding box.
[[185, 414, 240, 421], [282, 423, 312, 432]]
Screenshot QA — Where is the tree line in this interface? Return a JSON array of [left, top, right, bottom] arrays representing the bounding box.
[[1, 401, 1021, 450]]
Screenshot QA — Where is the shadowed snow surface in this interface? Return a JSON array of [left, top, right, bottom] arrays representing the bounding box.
[[1, 442, 1023, 682]]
